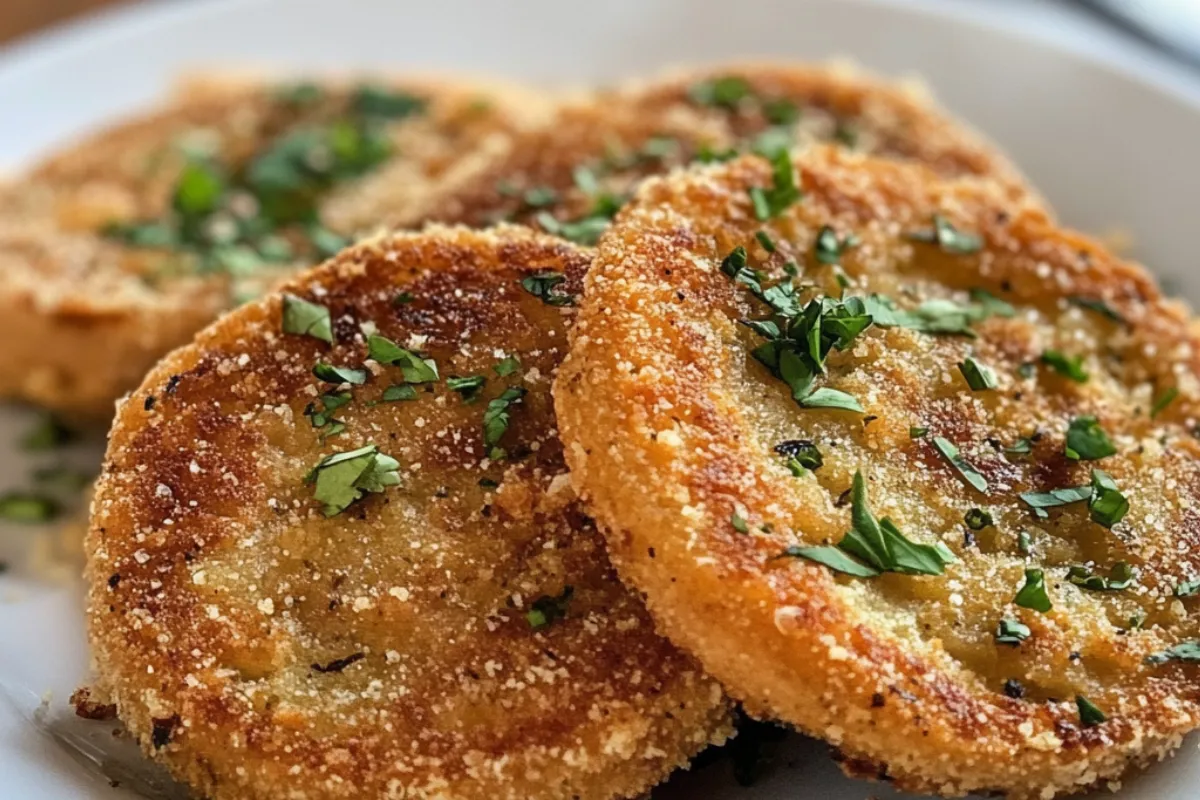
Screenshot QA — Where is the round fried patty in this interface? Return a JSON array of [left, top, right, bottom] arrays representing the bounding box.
[[555, 146, 1200, 798], [406, 62, 1034, 242], [0, 76, 546, 421], [85, 226, 730, 800]]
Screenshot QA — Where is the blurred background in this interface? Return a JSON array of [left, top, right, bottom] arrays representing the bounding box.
[[4, 0, 1200, 71]]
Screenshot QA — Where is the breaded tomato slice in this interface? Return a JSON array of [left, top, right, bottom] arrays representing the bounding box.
[[556, 146, 1200, 798], [86, 225, 730, 800], [406, 62, 1034, 243], [0, 75, 547, 421]]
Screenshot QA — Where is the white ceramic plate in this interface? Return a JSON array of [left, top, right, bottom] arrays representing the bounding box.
[[3, 1, 1200, 798]]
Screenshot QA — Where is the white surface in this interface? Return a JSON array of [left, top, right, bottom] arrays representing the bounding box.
[[2, 0, 1200, 798]]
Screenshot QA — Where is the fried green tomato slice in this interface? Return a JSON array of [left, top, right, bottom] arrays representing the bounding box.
[[555, 146, 1200, 798], [0, 75, 548, 422], [405, 62, 1035, 243], [85, 225, 730, 800]]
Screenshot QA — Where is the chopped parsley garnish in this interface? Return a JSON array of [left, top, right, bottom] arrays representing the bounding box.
[[1019, 469, 1127, 528], [1146, 641, 1200, 665], [799, 387, 863, 412], [1064, 416, 1116, 461], [313, 362, 367, 386], [958, 357, 997, 391], [968, 288, 1015, 318], [0, 492, 60, 524], [864, 295, 985, 338], [909, 426, 929, 439], [1067, 561, 1135, 591], [731, 512, 750, 534], [1041, 350, 1088, 382], [483, 386, 527, 460], [774, 440, 822, 470], [763, 98, 800, 125], [1069, 296, 1124, 324], [1151, 387, 1179, 419], [814, 226, 857, 265], [1014, 568, 1052, 612], [747, 149, 801, 221], [527, 586, 573, 629], [20, 414, 75, 451], [520, 271, 575, 306], [1076, 696, 1107, 727], [393, 291, 415, 305], [381, 384, 417, 402], [755, 230, 777, 253], [367, 335, 438, 383], [1006, 437, 1033, 457], [304, 391, 351, 433], [784, 471, 955, 578], [688, 76, 752, 108], [964, 508, 993, 530], [932, 437, 989, 493], [281, 294, 334, 343], [1175, 579, 1200, 597], [1089, 470, 1129, 528], [995, 617, 1031, 646], [307, 444, 400, 516], [908, 214, 983, 255], [494, 356, 521, 377], [1017, 530, 1033, 556], [351, 85, 426, 119], [447, 376, 487, 401]]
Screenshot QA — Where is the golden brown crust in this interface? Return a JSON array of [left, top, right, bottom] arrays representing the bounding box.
[[0, 76, 548, 422], [555, 147, 1200, 798], [85, 225, 731, 800], [406, 61, 1036, 235]]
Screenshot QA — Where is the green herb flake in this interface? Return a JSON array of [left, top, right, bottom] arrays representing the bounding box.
[[1041, 350, 1088, 383], [1176, 579, 1200, 597], [731, 512, 750, 534], [483, 386, 527, 457], [313, 362, 368, 386], [281, 294, 334, 343], [908, 214, 982, 255], [969, 288, 1015, 318], [837, 471, 957, 576], [754, 230, 777, 253], [1076, 695, 1107, 727], [747, 148, 801, 221], [381, 384, 418, 402], [1069, 296, 1125, 325], [1146, 641, 1200, 665], [995, 617, 1031, 646], [932, 437, 989, 493], [1064, 416, 1116, 461], [964, 508, 993, 530], [814, 225, 845, 265], [799, 387, 863, 413], [494, 356, 521, 377], [1017, 530, 1033, 556], [777, 544, 880, 578], [447, 375, 486, 402], [688, 76, 752, 108], [367, 335, 438, 383], [307, 444, 401, 516], [0, 492, 60, 524], [1067, 561, 1135, 591], [1088, 469, 1128, 528], [1152, 387, 1180, 419], [958, 357, 998, 391], [1014, 568, 1052, 612], [763, 98, 800, 125], [520, 271, 575, 307], [1006, 437, 1033, 457], [351, 85, 426, 119], [774, 440, 822, 470], [909, 426, 929, 439], [526, 586, 574, 630], [393, 291, 415, 306]]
